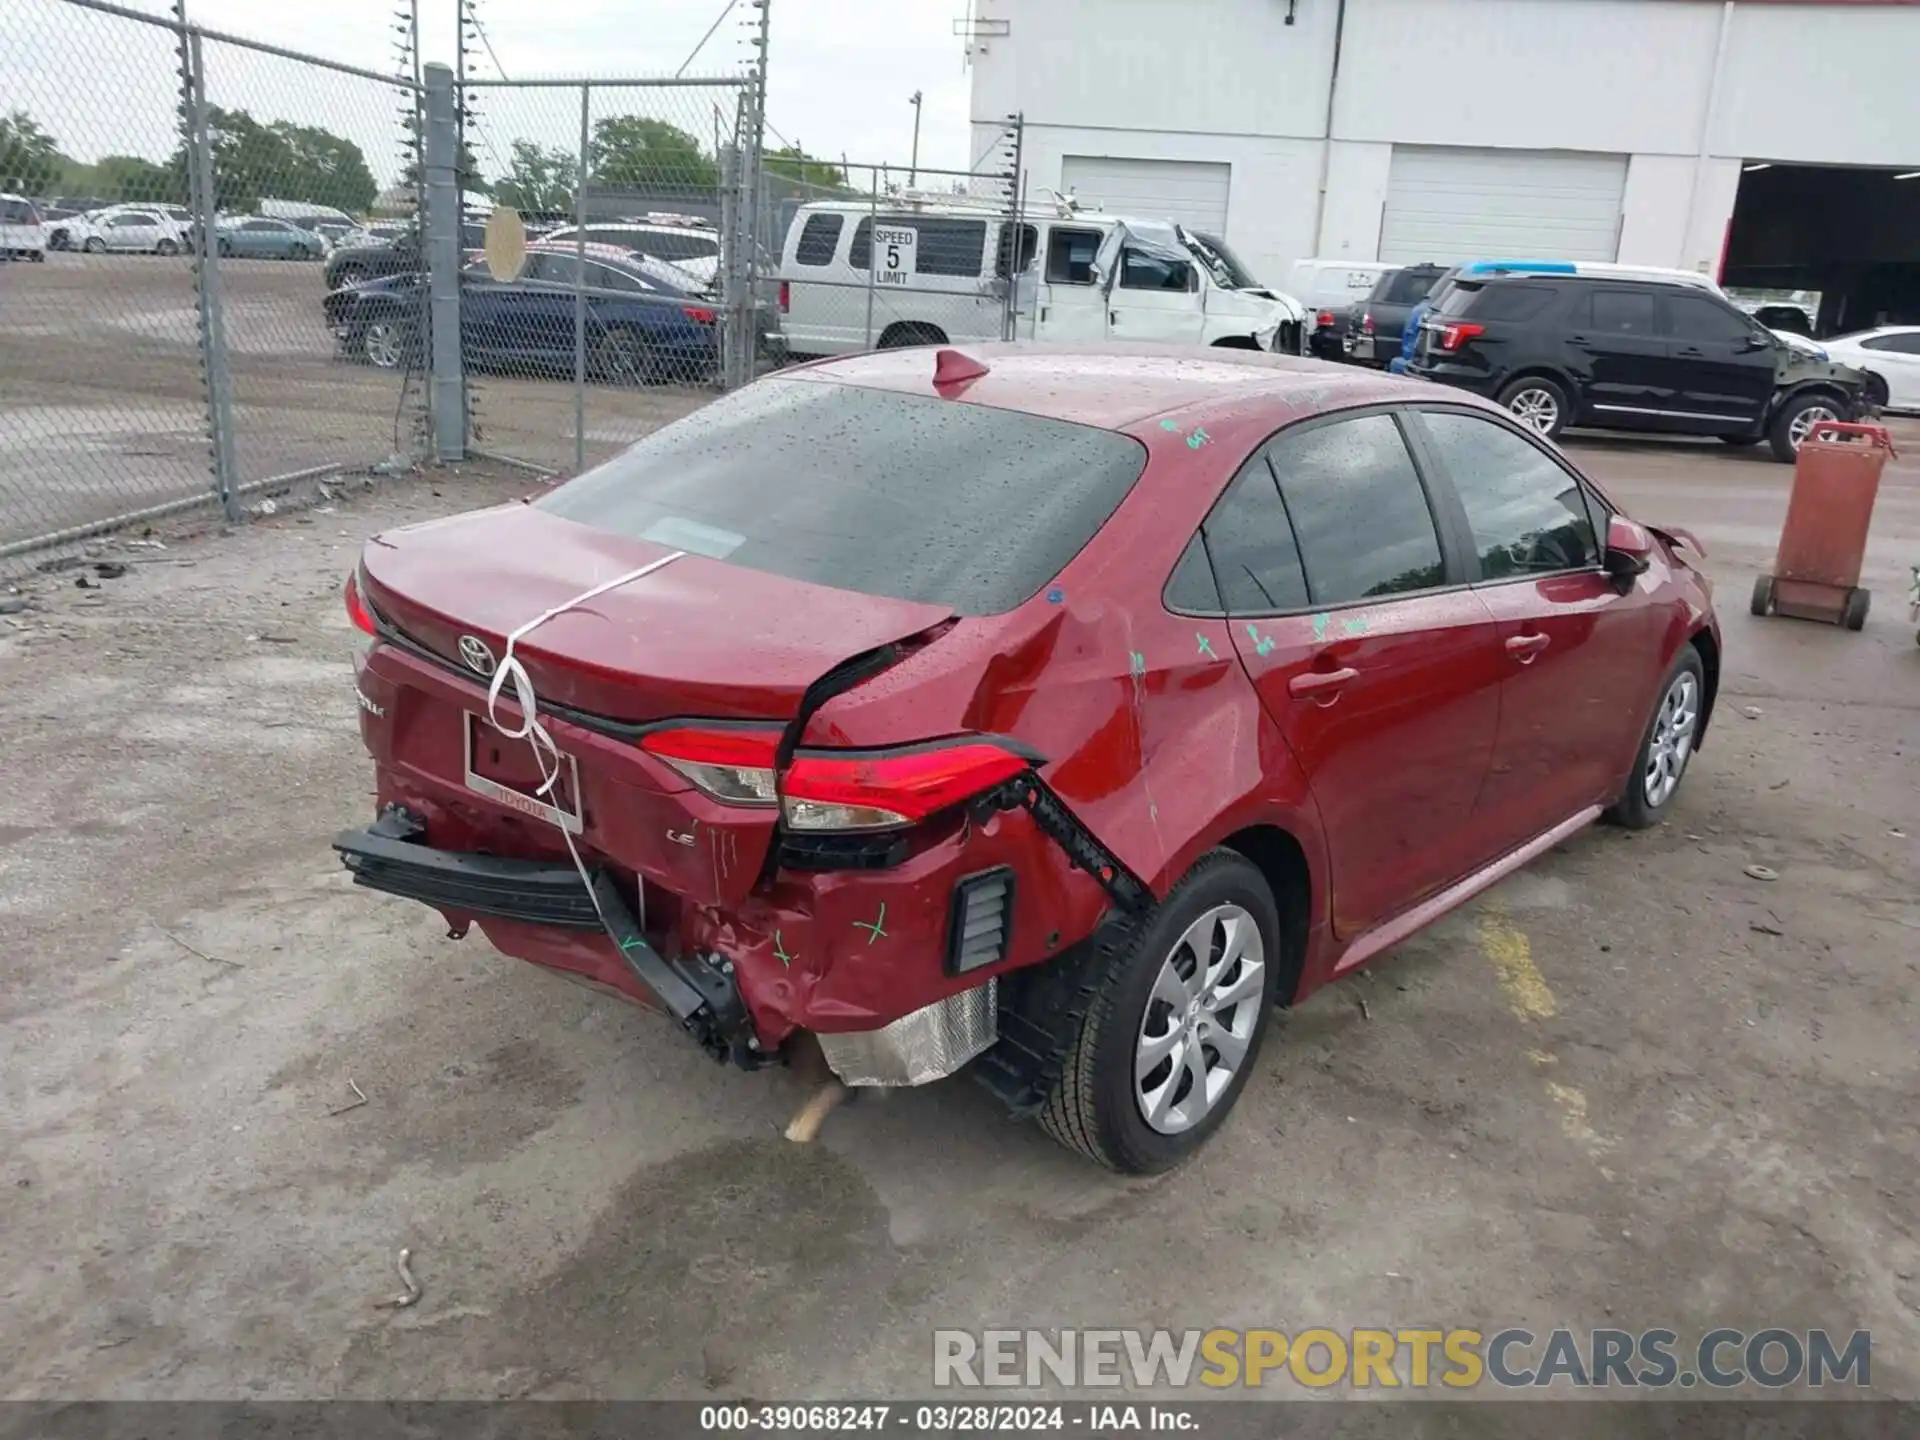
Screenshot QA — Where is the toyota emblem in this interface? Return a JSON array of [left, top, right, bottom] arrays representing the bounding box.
[[458, 634, 496, 674]]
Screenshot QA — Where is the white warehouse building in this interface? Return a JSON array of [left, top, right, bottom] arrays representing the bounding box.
[[965, 0, 1920, 331]]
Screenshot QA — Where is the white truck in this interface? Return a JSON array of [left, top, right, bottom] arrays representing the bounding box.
[[777, 193, 1305, 359]]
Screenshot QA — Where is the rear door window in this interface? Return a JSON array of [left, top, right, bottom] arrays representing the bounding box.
[[1463, 283, 1557, 322], [846, 216, 987, 277], [1268, 414, 1446, 605], [1196, 453, 1309, 614], [793, 213, 843, 266], [539, 379, 1148, 614], [1587, 288, 1658, 336], [1418, 410, 1600, 578]]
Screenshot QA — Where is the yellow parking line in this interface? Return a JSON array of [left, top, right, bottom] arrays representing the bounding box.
[[1477, 904, 1559, 1022]]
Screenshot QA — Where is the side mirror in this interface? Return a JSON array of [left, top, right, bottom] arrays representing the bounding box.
[[1742, 332, 1772, 352], [1603, 514, 1653, 583]]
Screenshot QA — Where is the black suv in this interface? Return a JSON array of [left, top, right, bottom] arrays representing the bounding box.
[[1408, 274, 1868, 461], [1344, 263, 1446, 368]]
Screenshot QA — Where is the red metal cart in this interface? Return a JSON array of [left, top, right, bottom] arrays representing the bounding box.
[[1751, 421, 1895, 631]]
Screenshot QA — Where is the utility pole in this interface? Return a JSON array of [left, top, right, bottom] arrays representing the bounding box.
[[909, 90, 923, 187]]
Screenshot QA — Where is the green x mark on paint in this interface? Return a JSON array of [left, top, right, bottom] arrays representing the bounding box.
[[1196, 632, 1217, 660], [854, 902, 888, 946], [771, 930, 795, 967]]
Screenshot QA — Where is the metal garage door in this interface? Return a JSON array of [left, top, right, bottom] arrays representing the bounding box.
[[1060, 156, 1230, 233], [1379, 147, 1627, 264]]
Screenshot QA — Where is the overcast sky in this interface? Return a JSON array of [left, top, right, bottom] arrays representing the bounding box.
[[5, 0, 972, 188]]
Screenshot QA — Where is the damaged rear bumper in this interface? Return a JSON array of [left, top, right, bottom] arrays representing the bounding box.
[[334, 806, 764, 1068]]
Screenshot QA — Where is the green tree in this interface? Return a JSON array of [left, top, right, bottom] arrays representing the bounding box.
[[588, 115, 716, 192], [0, 110, 66, 195], [81, 154, 184, 204], [763, 145, 849, 191], [169, 107, 379, 214], [493, 139, 577, 212]]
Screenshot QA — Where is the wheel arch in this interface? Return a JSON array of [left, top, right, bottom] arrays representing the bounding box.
[[1769, 379, 1854, 421], [1209, 335, 1260, 351], [1689, 623, 1721, 749], [876, 320, 947, 349], [1500, 366, 1579, 402], [1217, 824, 1312, 1005]]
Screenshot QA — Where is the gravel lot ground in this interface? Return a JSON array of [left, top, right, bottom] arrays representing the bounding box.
[[0, 390, 1915, 1404], [0, 253, 714, 558]]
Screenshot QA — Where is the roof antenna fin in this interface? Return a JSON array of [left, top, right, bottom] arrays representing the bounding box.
[[933, 348, 991, 389]]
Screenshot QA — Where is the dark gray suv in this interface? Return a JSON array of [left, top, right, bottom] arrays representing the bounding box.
[[1408, 274, 1868, 461]]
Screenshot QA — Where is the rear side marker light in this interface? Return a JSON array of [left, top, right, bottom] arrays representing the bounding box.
[[948, 867, 1014, 975], [344, 571, 375, 635]]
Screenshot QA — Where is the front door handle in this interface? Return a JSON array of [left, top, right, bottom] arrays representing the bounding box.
[[1674, 346, 1706, 358], [1505, 633, 1551, 662], [1289, 667, 1357, 699]]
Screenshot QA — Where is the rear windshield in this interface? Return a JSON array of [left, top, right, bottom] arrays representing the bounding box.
[[538, 379, 1149, 615], [1435, 281, 1556, 322], [1378, 268, 1440, 304]]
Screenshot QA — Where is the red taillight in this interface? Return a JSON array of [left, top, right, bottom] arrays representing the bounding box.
[[782, 741, 1031, 831], [1437, 321, 1485, 353], [640, 726, 780, 805], [344, 570, 375, 636], [1315, 310, 1335, 329], [1361, 312, 1375, 335], [640, 728, 1032, 831], [778, 281, 790, 313], [683, 304, 717, 325]]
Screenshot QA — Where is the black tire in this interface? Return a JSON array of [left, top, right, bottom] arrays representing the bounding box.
[[82, 237, 104, 254], [1605, 643, 1706, 830], [1750, 574, 1775, 618], [1842, 587, 1870, 632], [1496, 375, 1570, 440], [155, 238, 179, 257], [334, 264, 368, 288], [1863, 373, 1891, 411], [1039, 850, 1283, 1174], [592, 327, 655, 386], [216, 239, 233, 258], [1768, 392, 1842, 463]]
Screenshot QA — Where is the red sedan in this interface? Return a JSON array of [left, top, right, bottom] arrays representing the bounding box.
[[336, 343, 1720, 1172]]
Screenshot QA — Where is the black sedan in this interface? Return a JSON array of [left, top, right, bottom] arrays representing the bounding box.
[[322, 244, 721, 385]]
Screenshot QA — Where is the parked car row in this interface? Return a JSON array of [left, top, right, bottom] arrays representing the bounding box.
[[1284, 256, 1881, 460]]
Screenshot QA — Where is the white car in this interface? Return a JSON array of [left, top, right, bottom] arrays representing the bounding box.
[[0, 193, 46, 261], [52, 203, 194, 255], [541, 218, 721, 288], [1813, 327, 1920, 413]]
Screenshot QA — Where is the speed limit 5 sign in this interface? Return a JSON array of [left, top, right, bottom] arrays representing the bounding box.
[[874, 224, 917, 286]]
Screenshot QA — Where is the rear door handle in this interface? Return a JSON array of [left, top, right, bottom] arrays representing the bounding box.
[[1505, 633, 1551, 662], [1289, 667, 1358, 699], [1674, 346, 1706, 358]]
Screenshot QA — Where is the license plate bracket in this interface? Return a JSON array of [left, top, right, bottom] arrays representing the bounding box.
[[464, 714, 583, 834]]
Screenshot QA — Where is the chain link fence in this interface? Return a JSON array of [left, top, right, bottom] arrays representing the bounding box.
[[768, 118, 1025, 363], [449, 75, 764, 477], [0, 0, 426, 575]]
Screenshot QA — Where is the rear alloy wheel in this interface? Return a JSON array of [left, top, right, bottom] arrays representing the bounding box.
[[1607, 644, 1705, 829], [83, 237, 105, 255], [155, 238, 179, 257], [1040, 851, 1282, 1173], [1498, 376, 1569, 439], [1771, 394, 1839, 462], [1863, 373, 1890, 411], [335, 265, 368, 288], [360, 317, 412, 370]]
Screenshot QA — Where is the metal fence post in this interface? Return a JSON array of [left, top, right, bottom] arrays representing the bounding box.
[[863, 169, 880, 349], [178, 25, 241, 519], [423, 63, 466, 463], [574, 82, 590, 473]]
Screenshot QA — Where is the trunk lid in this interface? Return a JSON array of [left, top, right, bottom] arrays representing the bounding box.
[[360, 504, 954, 723], [357, 505, 955, 909]]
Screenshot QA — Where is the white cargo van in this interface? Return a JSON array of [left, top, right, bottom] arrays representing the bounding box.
[[1284, 259, 1395, 360], [777, 195, 1305, 358]]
